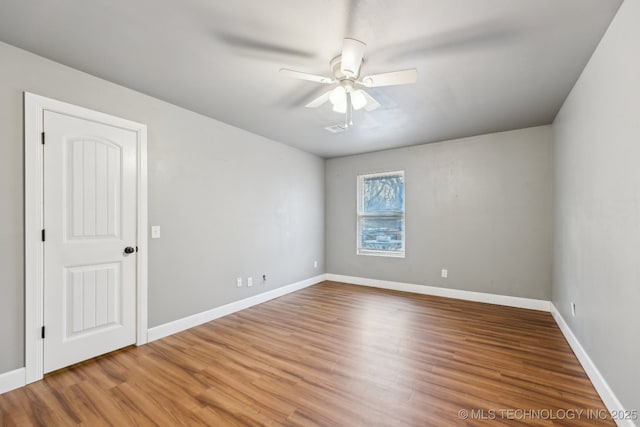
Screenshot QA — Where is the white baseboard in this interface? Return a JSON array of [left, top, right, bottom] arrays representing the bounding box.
[[326, 274, 550, 311], [550, 304, 636, 427], [0, 368, 25, 395], [147, 274, 326, 342]]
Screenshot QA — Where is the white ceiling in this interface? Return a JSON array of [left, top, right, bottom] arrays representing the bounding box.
[[0, 0, 622, 158]]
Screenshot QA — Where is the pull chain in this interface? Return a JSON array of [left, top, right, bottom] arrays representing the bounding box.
[[345, 92, 353, 128]]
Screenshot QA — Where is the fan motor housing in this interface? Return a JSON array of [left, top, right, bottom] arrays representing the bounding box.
[[330, 55, 363, 81]]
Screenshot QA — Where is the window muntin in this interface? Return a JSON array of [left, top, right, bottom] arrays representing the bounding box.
[[357, 171, 405, 257]]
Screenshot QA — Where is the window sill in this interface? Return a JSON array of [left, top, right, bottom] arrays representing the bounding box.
[[357, 250, 405, 258]]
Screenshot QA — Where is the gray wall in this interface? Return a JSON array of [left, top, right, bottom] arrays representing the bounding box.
[[552, 0, 640, 414], [0, 41, 325, 374], [326, 126, 553, 300]]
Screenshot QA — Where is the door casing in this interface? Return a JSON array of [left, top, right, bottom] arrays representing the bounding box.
[[24, 92, 148, 383]]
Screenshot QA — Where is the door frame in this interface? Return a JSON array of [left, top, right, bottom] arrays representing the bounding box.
[[24, 92, 148, 383]]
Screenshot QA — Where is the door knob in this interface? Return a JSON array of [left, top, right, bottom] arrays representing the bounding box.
[[124, 246, 135, 254]]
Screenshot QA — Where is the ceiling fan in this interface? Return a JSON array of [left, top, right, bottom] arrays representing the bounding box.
[[280, 38, 418, 129]]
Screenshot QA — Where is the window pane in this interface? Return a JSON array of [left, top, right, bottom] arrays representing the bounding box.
[[360, 217, 404, 252], [363, 176, 404, 213]]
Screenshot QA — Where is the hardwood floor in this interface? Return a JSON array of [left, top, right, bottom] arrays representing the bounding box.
[[0, 281, 613, 426]]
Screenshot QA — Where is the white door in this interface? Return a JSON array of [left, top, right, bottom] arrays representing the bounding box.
[[43, 110, 138, 373]]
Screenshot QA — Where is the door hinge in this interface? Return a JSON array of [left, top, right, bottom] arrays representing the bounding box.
[[41, 326, 45, 339], [41, 132, 45, 144], [41, 229, 45, 242]]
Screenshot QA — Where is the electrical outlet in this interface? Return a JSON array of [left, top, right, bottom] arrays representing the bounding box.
[[236, 277, 242, 288], [151, 225, 161, 239], [247, 277, 253, 287], [441, 269, 448, 278], [314, 260, 318, 269], [571, 302, 576, 317]]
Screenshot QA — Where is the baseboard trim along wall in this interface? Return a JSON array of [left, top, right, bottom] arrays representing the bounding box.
[[147, 274, 326, 342], [326, 274, 551, 311], [550, 304, 635, 427], [0, 368, 25, 395]]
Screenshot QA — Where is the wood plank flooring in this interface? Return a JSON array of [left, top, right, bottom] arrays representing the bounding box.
[[0, 281, 613, 426]]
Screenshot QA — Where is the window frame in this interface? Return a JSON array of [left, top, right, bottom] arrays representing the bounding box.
[[356, 170, 405, 258]]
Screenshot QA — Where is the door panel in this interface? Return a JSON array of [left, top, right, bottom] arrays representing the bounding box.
[[44, 110, 137, 373], [68, 138, 121, 239], [65, 263, 120, 337]]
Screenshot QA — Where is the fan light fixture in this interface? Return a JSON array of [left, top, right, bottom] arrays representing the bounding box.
[[330, 85, 367, 114], [330, 86, 346, 112], [351, 90, 367, 110]]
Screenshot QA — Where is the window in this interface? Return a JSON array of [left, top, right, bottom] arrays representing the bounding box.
[[357, 170, 405, 257]]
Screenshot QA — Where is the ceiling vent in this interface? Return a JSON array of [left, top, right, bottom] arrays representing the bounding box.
[[324, 124, 347, 133]]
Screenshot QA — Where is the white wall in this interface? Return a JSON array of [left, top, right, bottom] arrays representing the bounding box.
[[0, 41, 325, 374], [553, 0, 640, 414], [326, 126, 553, 300]]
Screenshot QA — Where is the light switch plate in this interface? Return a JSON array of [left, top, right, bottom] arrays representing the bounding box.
[[151, 226, 161, 239]]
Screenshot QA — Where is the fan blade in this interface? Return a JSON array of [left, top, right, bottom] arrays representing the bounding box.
[[371, 21, 517, 61], [361, 90, 381, 112], [305, 91, 332, 108], [280, 68, 335, 84], [361, 69, 418, 87], [215, 32, 316, 59], [340, 38, 366, 78]]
